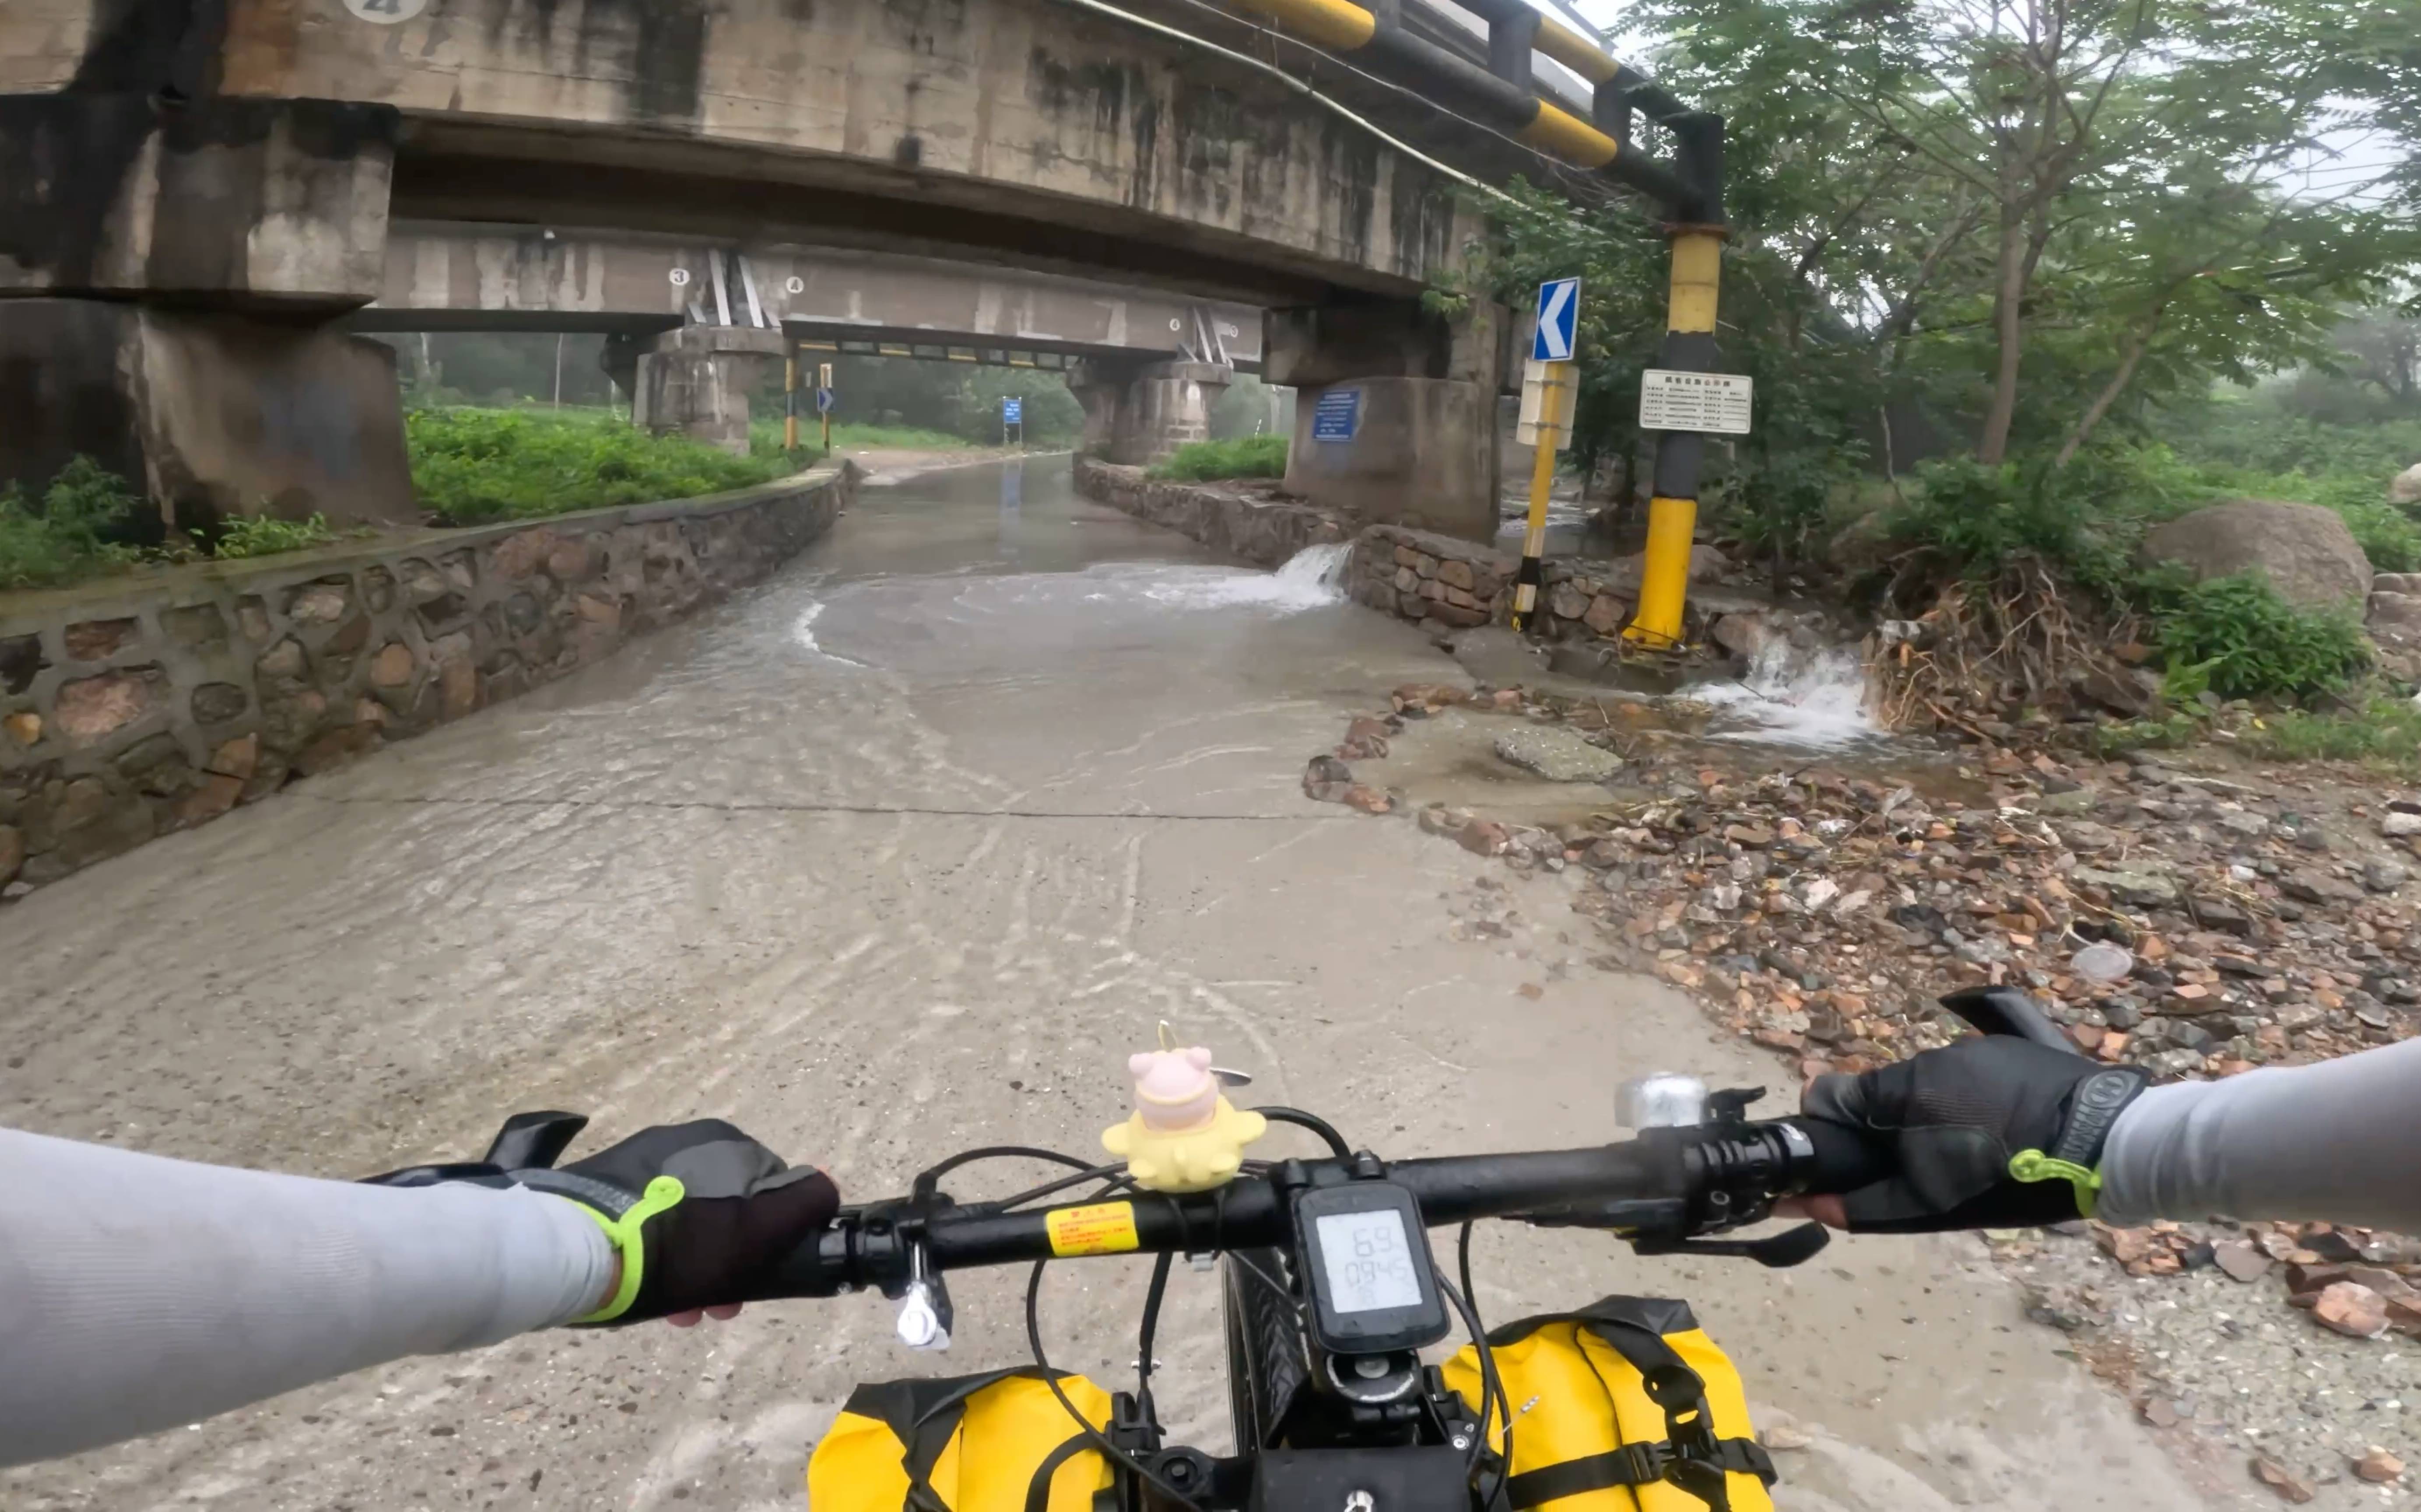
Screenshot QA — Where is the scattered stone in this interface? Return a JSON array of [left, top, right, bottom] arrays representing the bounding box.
[[2212, 1241, 2273, 1282], [2312, 1281, 2390, 1339], [2072, 943, 2134, 983], [2139, 1397, 2182, 1428], [1302, 755, 1355, 803], [2354, 1449, 2405, 1484], [1341, 785, 1393, 814], [2253, 1457, 2318, 1504], [0, 824, 21, 887], [1492, 726, 1622, 782], [3, 710, 39, 747], [1760, 1424, 1812, 1452], [1459, 819, 1511, 857], [2074, 865, 2181, 909]]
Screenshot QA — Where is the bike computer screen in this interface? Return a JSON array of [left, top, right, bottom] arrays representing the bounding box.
[[1293, 1183, 1450, 1354]]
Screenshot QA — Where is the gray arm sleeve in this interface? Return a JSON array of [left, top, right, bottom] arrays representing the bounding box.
[[2097, 1036, 2421, 1231], [0, 1127, 615, 1469]]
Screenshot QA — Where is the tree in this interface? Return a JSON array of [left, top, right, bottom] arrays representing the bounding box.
[[1548, 0, 2421, 469]]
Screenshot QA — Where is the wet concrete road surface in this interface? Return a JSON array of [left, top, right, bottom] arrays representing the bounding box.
[[1, 458, 2241, 1510]]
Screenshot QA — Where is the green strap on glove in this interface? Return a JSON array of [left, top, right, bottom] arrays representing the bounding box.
[[512, 1121, 839, 1326]]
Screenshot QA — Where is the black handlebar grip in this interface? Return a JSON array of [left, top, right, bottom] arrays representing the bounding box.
[[1782, 1116, 1895, 1195], [1937, 986, 2080, 1054]]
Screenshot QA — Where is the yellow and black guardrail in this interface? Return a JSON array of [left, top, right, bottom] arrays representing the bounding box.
[[1219, 0, 1717, 221]]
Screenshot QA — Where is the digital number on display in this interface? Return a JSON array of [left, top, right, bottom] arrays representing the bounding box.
[[1314, 1209, 1422, 1313]]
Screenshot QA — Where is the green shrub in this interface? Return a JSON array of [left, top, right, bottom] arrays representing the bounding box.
[[216, 513, 337, 559], [1875, 454, 2161, 597], [0, 458, 147, 591], [408, 409, 789, 523], [2144, 570, 2371, 702], [1146, 435, 1288, 482]]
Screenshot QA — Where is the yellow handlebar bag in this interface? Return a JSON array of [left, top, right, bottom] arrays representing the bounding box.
[[1441, 1296, 1775, 1512], [807, 1368, 1116, 1512]]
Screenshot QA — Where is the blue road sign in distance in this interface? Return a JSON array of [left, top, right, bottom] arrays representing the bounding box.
[[1003, 396, 1023, 423], [1532, 277, 1581, 363], [1312, 387, 1361, 442], [815, 387, 835, 414]]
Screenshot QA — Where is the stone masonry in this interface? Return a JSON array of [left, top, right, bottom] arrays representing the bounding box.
[[1073, 457, 1349, 567], [0, 466, 855, 896], [1074, 458, 1782, 655]]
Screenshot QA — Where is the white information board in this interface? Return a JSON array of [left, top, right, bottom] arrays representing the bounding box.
[[1639, 369, 1754, 434]]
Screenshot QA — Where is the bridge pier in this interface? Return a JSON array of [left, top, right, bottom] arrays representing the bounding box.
[[1265, 299, 1508, 542], [1071, 359, 1233, 466], [632, 327, 786, 455], [0, 94, 416, 533]]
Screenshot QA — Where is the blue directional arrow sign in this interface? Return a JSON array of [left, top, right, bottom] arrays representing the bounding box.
[[1532, 277, 1581, 363], [815, 387, 835, 414]]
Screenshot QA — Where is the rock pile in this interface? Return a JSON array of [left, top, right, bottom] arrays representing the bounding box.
[[1301, 673, 2421, 1494], [1312, 682, 2421, 1084]]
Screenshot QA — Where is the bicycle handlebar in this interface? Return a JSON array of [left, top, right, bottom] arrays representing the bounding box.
[[759, 1117, 1881, 1300]]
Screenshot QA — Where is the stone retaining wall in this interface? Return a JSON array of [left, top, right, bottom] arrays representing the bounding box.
[[1074, 454, 1807, 662], [0, 466, 855, 896], [1072, 455, 1349, 567]]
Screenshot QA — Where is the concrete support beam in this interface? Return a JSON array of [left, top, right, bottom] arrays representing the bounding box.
[[632, 326, 786, 455], [0, 299, 417, 536], [1270, 299, 1506, 540], [1070, 359, 1232, 466], [0, 94, 398, 310]]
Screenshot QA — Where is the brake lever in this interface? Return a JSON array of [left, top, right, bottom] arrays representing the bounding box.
[[1628, 1222, 1830, 1268]]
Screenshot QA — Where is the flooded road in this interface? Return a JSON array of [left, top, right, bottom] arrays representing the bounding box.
[[2, 458, 2233, 1510]]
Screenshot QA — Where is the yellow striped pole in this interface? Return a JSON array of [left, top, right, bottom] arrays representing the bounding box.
[[1509, 362, 1571, 631], [1625, 226, 1724, 648], [783, 347, 800, 452]]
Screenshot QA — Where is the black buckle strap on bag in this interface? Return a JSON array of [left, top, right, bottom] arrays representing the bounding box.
[[839, 1368, 1094, 1512], [1576, 1301, 1774, 1512], [1021, 1433, 1098, 1512], [1502, 1437, 1775, 1510]]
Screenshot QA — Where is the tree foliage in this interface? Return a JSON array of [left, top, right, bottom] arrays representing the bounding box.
[[1474, 0, 2421, 574]]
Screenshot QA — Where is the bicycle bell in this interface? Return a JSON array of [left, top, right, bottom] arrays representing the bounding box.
[[1615, 1073, 1709, 1130]]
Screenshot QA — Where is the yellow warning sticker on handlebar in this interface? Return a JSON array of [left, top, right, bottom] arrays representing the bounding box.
[[1046, 1202, 1140, 1257]]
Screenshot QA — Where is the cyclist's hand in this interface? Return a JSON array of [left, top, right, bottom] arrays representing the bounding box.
[[1780, 1037, 2148, 1234], [517, 1120, 839, 1326]]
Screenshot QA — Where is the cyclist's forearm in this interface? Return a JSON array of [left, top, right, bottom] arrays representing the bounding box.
[[0, 1127, 614, 1468], [2096, 1036, 2421, 1232]]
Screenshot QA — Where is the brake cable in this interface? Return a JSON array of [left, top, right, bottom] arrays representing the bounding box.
[[1024, 1260, 1209, 1512]]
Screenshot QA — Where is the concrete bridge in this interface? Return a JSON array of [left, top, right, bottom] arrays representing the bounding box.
[[355, 221, 1263, 457], [2, 0, 1715, 542]]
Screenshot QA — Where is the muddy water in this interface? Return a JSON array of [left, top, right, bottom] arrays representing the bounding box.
[[0, 458, 2232, 1509]]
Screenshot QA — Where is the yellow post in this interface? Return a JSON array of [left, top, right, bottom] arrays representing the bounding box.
[[1509, 363, 1570, 631], [783, 348, 800, 452], [1625, 227, 1724, 648]]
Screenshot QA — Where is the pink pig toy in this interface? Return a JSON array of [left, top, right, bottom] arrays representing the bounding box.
[[1129, 1045, 1220, 1131]]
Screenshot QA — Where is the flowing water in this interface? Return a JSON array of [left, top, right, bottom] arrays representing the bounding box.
[[0, 456, 2232, 1511], [1687, 637, 1882, 749]]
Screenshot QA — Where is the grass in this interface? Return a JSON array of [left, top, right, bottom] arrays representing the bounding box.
[[215, 514, 338, 559], [1146, 435, 1289, 482], [408, 408, 792, 524], [2245, 697, 2421, 770], [747, 418, 973, 460]]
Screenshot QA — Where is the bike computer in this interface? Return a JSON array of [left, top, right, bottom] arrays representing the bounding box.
[[1292, 1182, 1451, 1354]]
